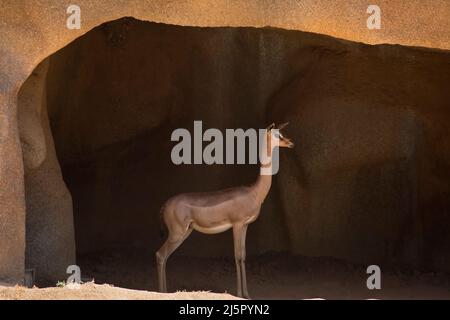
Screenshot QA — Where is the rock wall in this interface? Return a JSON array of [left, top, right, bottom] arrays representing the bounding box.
[[0, 84, 25, 284], [19, 61, 76, 285], [41, 18, 450, 275], [1, 1, 450, 284]]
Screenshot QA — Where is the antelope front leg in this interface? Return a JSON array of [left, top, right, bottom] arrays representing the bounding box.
[[232, 225, 243, 297], [239, 224, 250, 299], [233, 224, 250, 298]]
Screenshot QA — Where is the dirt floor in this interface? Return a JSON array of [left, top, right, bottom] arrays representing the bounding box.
[[0, 282, 237, 300], [2, 250, 450, 300], [70, 250, 450, 299]]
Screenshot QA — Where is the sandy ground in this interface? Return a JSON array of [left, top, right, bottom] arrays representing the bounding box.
[[79, 250, 450, 300], [0, 282, 237, 300], [2, 251, 450, 300]]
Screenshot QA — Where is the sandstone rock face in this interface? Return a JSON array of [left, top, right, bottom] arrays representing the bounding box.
[[41, 18, 450, 280], [0, 86, 25, 284], [1, 2, 450, 285], [19, 61, 76, 285]]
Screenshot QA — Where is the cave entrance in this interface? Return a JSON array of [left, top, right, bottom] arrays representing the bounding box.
[[38, 17, 287, 291], [20, 15, 450, 299]]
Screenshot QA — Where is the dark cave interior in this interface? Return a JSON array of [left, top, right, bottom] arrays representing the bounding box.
[[21, 17, 450, 294]]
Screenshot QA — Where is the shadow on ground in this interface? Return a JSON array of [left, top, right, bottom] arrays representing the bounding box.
[[76, 249, 450, 299]]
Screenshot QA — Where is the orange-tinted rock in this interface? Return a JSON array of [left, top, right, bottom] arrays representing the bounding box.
[[1, 2, 450, 285]]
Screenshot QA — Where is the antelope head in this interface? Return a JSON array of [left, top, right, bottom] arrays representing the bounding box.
[[266, 122, 294, 149]]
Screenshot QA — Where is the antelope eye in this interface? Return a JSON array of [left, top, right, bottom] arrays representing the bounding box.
[[274, 132, 281, 138]]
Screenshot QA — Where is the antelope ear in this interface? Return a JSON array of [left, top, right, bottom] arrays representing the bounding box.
[[266, 123, 275, 131], [277, 122, 289, 130]]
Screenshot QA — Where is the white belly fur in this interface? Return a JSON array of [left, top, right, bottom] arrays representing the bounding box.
[[192, 223, 232, 234]]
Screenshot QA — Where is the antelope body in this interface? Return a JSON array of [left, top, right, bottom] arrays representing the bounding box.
[[156, 123, 294, 298]]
